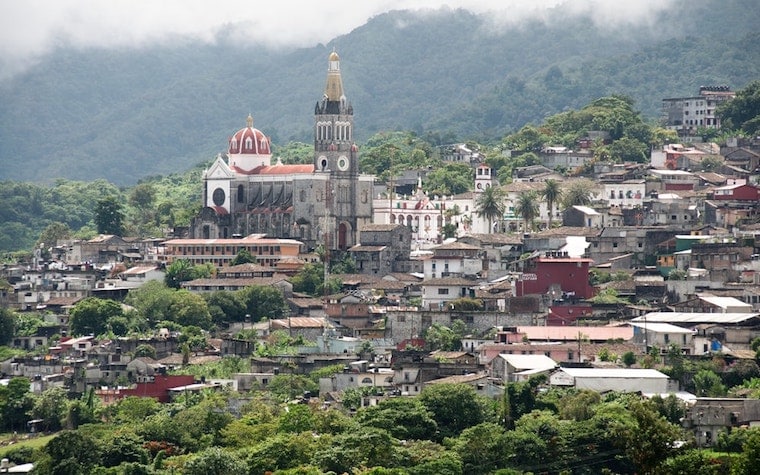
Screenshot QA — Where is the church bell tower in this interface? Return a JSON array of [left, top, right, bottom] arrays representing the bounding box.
[[312, 51, 370, 251]]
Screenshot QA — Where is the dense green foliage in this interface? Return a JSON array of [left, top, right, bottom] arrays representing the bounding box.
[[7, 378, 760, 474], [0, 163, 204, 253]]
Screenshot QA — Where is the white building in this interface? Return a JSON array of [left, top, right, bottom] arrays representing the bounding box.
[[372, 166, 495, 242], [550, 367, 673, 393], [603, 180, 646, 208]]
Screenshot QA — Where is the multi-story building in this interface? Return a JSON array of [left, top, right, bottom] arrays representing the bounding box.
[[162, 234, 303, 268], [662, 86, 735, 136]]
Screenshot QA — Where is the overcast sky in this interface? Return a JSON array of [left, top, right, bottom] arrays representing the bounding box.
[[0, 0, 673, 79]]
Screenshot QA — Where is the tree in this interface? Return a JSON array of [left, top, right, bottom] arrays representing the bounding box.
[[610, 400, 683, 475], [561, 179, 595, 208], [541, 179, 562, 228], [41, 430, 102, 474], [94, 195, 125, 235], [290, 262, 325, 296], [514, 190, 539, 232], [718, 80, 760, 135], [356, 397, 438, 441], [312, 426, 395, 474], [238, 285, 289, 321], [0, 307, 15, 345], [36, 221, 72, 248], [184, 446, 247, 475], [165, 259, 213, 289], [124, 280, 175, 324], [425, 163, 473, 196], [229, 248, 255, 266], [449, 422, 509, 474], [475, 185, 505, 233], [30, 386, 68, 432], [170, 290, 212, 329], [69, 297, 124, 336], [693, 369, 726, 397], [134, 344, 157, 359], [700, 155, 724, 172], [267, 374, 318, 403], [101, 431, 149, 468], [419, 383, 486, 440], [0, 377, 34, 432], [424, 322, 464, 351], [204, 290, 247, 325], [246, 432, 320, 474], [622, 351, 637, 367], [608, 136, 648, 162]]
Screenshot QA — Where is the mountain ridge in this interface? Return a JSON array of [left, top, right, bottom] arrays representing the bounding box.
[[1, 0, 759, 185]]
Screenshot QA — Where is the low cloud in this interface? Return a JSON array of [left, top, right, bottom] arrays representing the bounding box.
[[0, 0, 675, 79]]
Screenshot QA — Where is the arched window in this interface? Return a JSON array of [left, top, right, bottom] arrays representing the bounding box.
[[361, 377, 373, 384], [245, 137, 253, 150], [237, 185, 244, 203]]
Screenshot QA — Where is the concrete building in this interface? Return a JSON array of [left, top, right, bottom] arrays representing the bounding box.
[[549, 367, 673, 393], [662, 86, 735, 137]]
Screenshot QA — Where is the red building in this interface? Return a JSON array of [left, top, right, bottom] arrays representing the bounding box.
[[115, 375, 195, 403], [712, 183, 759, 201], [517, 256, 594, 299]]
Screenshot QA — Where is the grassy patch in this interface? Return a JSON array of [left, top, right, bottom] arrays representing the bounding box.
[[0, 433, 55, 457]]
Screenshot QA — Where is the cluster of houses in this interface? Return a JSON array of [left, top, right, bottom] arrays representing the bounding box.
[[3, 85, 760, 446]]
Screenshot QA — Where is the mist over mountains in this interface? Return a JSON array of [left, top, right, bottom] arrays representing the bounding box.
[[1, 0, 759, 185]]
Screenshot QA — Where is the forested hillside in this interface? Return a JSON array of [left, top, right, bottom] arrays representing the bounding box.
[[1, 0, 759, 184]]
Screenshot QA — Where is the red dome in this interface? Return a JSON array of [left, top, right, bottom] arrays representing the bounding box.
[[228, 115, 270, 155]]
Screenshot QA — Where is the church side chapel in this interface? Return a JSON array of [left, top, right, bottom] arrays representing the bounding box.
[[191, 52, 374, 252]]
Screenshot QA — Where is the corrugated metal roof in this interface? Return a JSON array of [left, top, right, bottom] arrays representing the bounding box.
[[558, 368, 669, 379], [628, 322, 695, 334], [498, 354, 557, 371], [632, 312, 760, 325]]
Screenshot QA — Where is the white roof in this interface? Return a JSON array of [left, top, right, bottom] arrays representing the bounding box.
[[632, 312, 760, 325], [650, 169, 694, 176], [572, 205, 599, 215], [557, 367, 668, 379], [657, 193, 682, 200], [629, 322, 696, 334], [498, 354, 557, 371], [697, 294, 752, 310]]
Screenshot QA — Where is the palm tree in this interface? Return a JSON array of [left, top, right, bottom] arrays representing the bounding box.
[[562, 179, 595, 208], [514, 190, 540, 232], [542, 179, 562, 228], [475, 186, 505, 233]]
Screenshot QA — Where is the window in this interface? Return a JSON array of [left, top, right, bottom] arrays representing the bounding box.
[[437, 288, 450, 295]]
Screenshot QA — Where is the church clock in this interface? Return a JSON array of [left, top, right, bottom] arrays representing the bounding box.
[[212, 188, 226, 206], [337, 155, 349, 171]]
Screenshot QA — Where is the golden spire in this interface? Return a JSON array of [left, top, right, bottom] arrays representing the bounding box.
[[246, 113, 253, 128], [324, 51, 344, 101]]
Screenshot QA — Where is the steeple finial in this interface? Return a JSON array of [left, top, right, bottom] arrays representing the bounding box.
[[324, 51, 344, 101], [246, 113, 253, 128]]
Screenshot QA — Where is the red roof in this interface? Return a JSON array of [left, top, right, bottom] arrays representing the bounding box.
[[259, 164, 315, 174]]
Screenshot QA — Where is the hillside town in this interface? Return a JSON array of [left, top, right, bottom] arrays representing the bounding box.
[[3, 52, 760, 473]]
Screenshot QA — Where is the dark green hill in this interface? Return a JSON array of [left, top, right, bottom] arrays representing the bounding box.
[[1, 0, 759, 184]]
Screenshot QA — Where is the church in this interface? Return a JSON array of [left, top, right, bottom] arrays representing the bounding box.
[[190, 52, 374, 252]]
